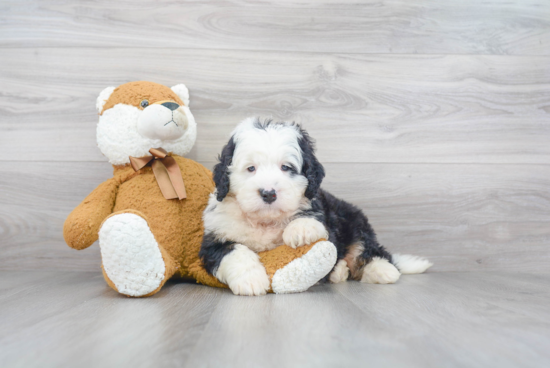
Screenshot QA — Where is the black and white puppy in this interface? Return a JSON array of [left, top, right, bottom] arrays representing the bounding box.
[[200, 118, 432, 296]]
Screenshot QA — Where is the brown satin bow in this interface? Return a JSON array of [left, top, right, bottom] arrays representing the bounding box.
[[129, 148, 187, 200]]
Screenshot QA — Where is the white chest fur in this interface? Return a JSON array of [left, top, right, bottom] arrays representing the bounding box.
[[203, 195, 288, 252]]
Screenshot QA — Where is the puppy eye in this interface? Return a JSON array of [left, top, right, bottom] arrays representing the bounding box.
[[247, 166, 256, 172], [281, 165, 291, 172], [140, 100, 149, 108]]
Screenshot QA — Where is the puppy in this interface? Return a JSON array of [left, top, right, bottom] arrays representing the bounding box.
[[200, 118, 432, 295]]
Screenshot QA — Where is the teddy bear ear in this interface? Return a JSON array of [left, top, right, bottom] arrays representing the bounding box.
[[96, 86, 116, 114], [171, 84, 190, 107]]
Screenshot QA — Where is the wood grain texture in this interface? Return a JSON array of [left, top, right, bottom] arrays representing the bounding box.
[[1, 271, 549, 368], [1, 161, 549, 272], [0, 162, 112, 271], [1, 0, 549, 55], [335, 272, 550, 368], [1, 48, 549, 164], [0, 271, 226, 368]]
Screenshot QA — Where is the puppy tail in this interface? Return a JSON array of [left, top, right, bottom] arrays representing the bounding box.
[[392, 254, 433, 274]]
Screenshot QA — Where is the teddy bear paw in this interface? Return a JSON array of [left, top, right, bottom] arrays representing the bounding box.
[[272, 240, 337, 294], [99, 213, 166, 296]]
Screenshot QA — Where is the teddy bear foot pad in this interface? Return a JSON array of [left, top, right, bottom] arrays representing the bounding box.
[[271, 240, 337, 294], [99, 213, 166, 297]]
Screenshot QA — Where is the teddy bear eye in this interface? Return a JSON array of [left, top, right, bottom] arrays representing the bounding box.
[[140, 100, 149, 108]]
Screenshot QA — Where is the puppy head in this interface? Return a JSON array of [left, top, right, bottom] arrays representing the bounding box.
[[213, 117, 325, 220], [96, 81, 196, 165]]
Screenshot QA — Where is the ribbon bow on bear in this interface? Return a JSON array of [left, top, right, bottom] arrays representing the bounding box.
[[129, 148, 187, 200]]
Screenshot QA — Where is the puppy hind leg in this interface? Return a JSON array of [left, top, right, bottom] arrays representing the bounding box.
[[345, 241, 400, 284], [361, 257, 401, 284], [329, 259, 350, 284]]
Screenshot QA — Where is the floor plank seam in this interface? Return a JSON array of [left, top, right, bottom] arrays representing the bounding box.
[[1, 46, 549, 58]]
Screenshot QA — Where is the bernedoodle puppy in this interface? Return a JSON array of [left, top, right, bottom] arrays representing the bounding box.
[[200, 117, 432, 296]]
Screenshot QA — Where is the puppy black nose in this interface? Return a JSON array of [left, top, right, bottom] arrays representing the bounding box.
[[162, 102, 180, 111], [259, 189, 277, 204]]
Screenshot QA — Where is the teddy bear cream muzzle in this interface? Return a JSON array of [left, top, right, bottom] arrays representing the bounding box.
[[137, 100, 189, 141]]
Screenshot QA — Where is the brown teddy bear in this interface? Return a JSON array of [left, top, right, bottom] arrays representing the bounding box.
[[63, 81, 337, 297]]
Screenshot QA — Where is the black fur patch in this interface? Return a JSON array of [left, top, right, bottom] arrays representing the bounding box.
[[295, 189, 393, 281], [213, 136, 236, 201], [199, 233, 236, 275], [252, 117, 275, 130], [297, 127, 325, 199]]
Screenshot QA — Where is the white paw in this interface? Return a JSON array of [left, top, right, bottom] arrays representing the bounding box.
[[226, 268, 271, 296], [283, 218, 328, 249], [361, 257, 401, 284], [329, 259, 350, 284], [99, 213, 166, 296], [215, 244, 270, 296]]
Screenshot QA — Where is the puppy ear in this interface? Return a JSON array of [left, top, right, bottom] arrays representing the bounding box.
[[213, 136, 236, 201], [171, 84, 190, 106], [298, 128, 325, 199], [96, 86, 116, 114]]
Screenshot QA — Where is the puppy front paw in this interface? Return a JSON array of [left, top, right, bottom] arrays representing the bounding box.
[[215, 244, 270, 296], [283, 218, 328, 249], [226, 266, 270, 296]]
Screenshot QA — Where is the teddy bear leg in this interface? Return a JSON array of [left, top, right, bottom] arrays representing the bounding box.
[[259, 240, 337, 294], [98, 211, 177, 297]]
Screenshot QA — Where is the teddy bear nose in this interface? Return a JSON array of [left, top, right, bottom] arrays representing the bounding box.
[[161, 102, 180, 111]]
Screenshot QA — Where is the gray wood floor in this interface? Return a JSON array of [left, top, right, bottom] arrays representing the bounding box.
[[1, 271, 549, 368], [1, 1, 550, 367]]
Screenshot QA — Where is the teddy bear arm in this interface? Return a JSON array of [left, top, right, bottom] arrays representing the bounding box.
[[259, 240, 337, 294], [63, 178, 119, 250], [259, 243, 318, 281], [187, 259, 229, 289]]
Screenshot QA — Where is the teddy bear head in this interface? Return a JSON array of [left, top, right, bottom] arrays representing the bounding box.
[[96, 81, 197, 165]]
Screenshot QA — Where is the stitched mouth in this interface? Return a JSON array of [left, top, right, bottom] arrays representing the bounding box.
[[164, 111, 179, 127]]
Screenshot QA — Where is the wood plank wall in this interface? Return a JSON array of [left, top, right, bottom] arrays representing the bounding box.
[[1, 0, 549, 272]]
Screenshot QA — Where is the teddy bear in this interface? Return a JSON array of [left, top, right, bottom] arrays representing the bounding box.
[[63, 81, 337, 297]]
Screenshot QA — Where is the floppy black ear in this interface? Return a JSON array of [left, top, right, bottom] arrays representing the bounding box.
[[298, 127, 325, 199], [213, 136, 236, 201]]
